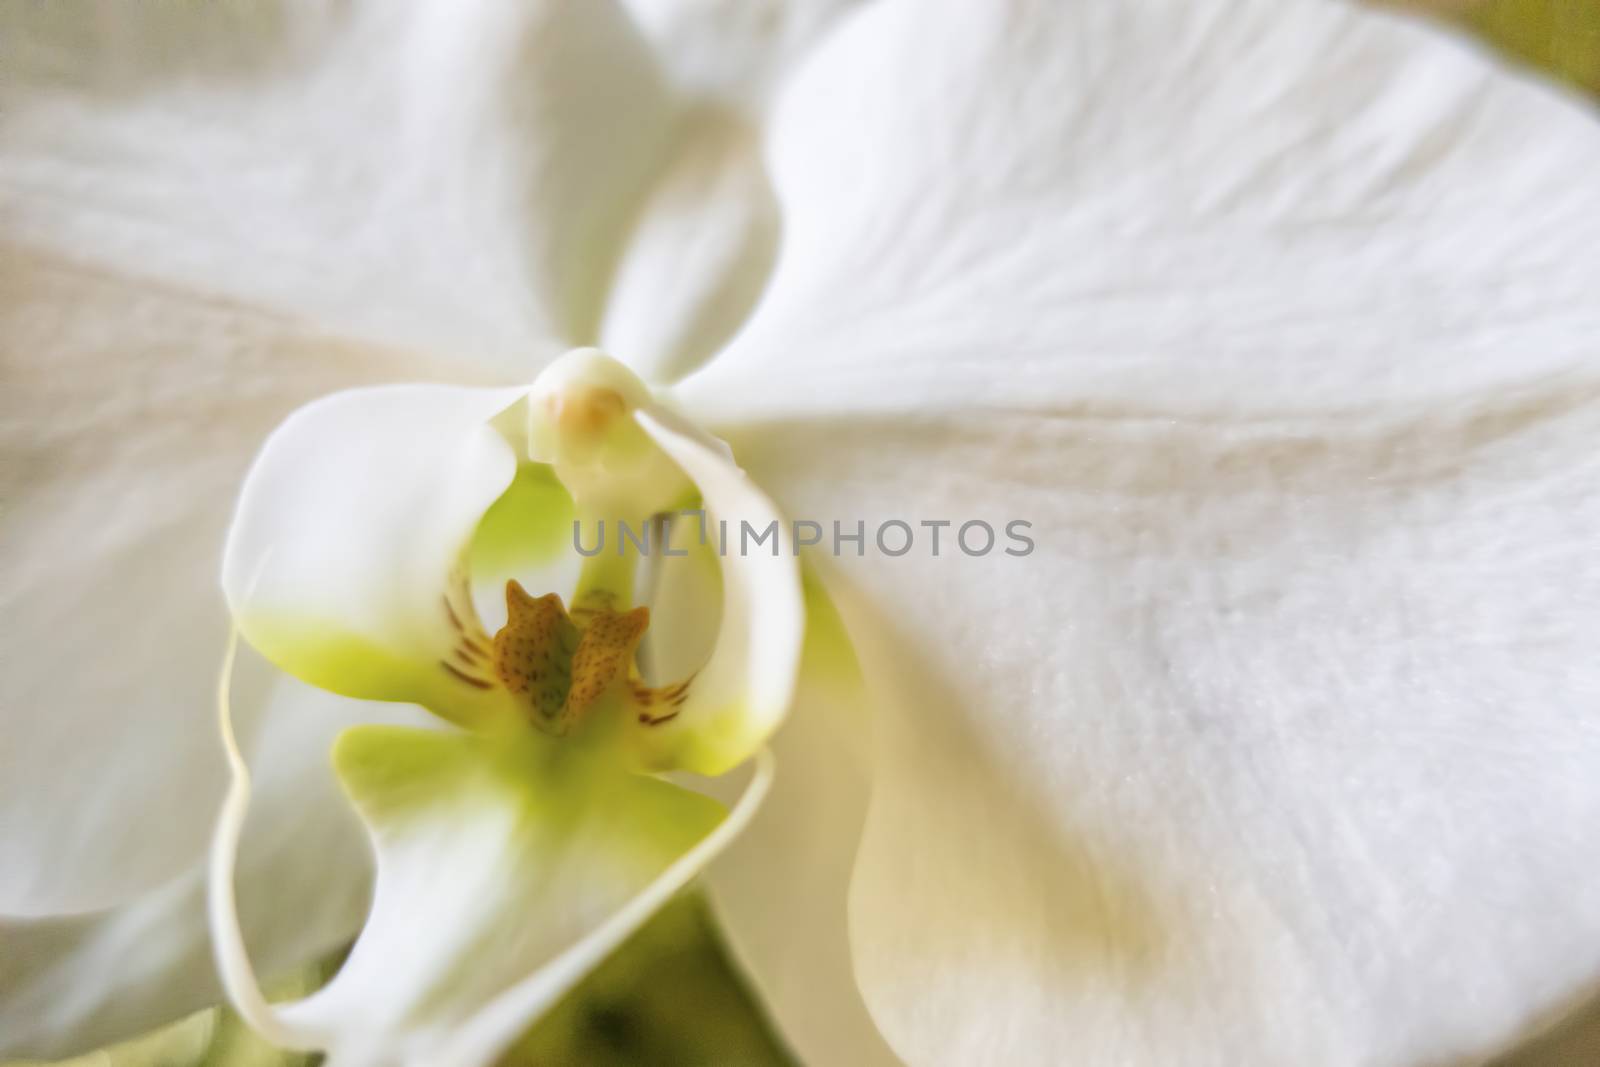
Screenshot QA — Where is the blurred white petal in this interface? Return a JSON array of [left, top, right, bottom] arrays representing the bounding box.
[[679, 0, 1600, 1063], [602, 108, 780, 384], [601, 1, 866, 382], [705, 574, 902, 1066], [619, 0, 864, 107], [712, 395, 1600, 1067], [0, 661, 430, 1059], [639, 514, 890, 1061], [0, 249, 459, 918], [0, 0, 685, 371]]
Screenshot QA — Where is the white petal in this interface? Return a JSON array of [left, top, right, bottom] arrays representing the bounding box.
[[600, 0, 866, 381], [706, 396, 1600, 1067], [704, 574, 902, 1066], [223, 383, 530, 731], [631, 407, 805, 775], [0, 0, 683, 371], [0, 658, 428, 1059], [686, 0, 1600, 424], [619, 0, 864, 106], [601, 107, 780, 384], [209, 684, 774, 1066], [676, 1, 1600, 1062], [0, 248, 458, 917], [639, 549, 879, 1059]]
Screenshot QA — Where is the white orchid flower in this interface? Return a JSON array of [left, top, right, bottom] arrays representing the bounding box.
[[4, 1, 1600, 1066], [205, 346, 813, 1065]]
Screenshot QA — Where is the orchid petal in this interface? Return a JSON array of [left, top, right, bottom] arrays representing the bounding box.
[[0, 0, 685, 372], [632, 523, 883, 1063], [714, 402, 1600, 1067], [0, 248, 458, 919], [222, 383, 540, 732], [601, 0, 870, 382], [1, 660, 427, 1059], [629, 407, 805, 776], [704, 573, 901, 1066], [679, 1, 1600, 1063], [619, 0, 864, 106], [689, 0, 1600, 424], [601, 107, 780, 384]]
